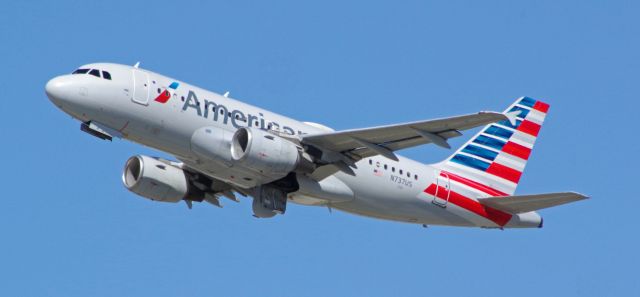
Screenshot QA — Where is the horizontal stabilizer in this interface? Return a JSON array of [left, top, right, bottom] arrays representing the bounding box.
[[478, 192, 588, 214]]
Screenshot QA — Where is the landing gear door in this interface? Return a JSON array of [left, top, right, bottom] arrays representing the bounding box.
[[432, 171, 451, 207], [132, 69, 149, 105]]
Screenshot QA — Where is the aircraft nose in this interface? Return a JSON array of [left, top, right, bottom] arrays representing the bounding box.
[[45, 75, 75, 106]]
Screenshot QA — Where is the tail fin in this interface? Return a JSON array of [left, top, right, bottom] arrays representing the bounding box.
[[433, 97, 550, 196]]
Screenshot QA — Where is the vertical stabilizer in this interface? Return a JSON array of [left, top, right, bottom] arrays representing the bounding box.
[[433, 97, 550, 196]]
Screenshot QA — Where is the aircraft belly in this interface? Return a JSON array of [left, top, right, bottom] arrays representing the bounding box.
[[286, 173, 355, 205]]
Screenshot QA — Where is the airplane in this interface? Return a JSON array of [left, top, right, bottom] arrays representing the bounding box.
[[45, 62, 587, 229]]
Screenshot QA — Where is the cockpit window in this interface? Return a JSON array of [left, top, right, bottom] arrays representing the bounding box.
[[89, 69, 101, 78], [72, 68, 90, 74], [72, 68, 112, 80]]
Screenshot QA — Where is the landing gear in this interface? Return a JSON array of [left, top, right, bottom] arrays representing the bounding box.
[[251, 173, 299, 218], [252, 185, 288, 218]]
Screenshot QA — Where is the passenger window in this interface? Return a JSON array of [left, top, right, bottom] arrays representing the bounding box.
[[384, 164, 388, 170], [369, 160, 372, 165], [399, 169, 403, 175], [407, 172, 411, 178], [392, 167, 395, 172], [102, 71, 112, 80], [72, 69, 90, 74], [414, 174, 418, 180], [89, 69, 101, 77]]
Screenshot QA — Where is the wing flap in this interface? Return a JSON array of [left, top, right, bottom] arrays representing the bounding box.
[[478, 192, 588, 214]]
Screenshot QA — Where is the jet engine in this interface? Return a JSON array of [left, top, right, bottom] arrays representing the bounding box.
[[122, 155, 201, 203], [230, 127, 314, 183], [190, 127, 233, 166]]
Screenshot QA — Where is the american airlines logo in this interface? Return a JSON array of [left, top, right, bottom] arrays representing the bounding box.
[[154, 82, 180, 103]]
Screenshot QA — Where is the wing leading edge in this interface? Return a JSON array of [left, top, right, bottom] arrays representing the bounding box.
[[302, 111, 509, 161]]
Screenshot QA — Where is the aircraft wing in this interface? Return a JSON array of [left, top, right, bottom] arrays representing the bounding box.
[[302, 111, 509, 162]]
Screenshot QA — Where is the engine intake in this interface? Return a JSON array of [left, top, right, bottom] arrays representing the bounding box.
[[122, 155, 197, 203]]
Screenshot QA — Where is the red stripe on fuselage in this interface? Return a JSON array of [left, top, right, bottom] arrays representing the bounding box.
[[533, 101, 550, 113], [424, 184, 512, 226], [441, 171, 507, 196], [517, 120, 541, 137], [486, 163, 522, 183], [501, 141, 531, 160]]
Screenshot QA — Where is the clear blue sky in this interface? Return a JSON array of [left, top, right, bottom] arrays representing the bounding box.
[[0, 1, 637, 296]]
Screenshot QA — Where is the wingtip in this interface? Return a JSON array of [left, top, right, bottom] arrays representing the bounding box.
[[571, 192, 590, 200]]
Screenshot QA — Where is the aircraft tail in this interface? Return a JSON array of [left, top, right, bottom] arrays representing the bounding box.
[[433, 97, 549, 196]]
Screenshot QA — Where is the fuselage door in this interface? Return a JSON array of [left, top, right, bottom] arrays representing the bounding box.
[[132, 69, 149, 105], [432, 171, 451, 207]]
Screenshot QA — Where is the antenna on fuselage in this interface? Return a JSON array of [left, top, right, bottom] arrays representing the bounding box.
[[223, 91, 230, 98], [133, 61, 140, 68]]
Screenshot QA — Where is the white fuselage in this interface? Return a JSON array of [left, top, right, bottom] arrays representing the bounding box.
[[45, 63, 541, 228]]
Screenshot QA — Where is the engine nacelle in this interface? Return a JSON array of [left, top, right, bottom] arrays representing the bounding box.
[[190, 126, 233, 165], [122, 155, 192, 203], [230, 127, 314, 182]]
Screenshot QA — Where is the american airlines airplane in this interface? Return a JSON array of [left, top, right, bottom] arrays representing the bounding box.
[[45, 62, 587, 229]]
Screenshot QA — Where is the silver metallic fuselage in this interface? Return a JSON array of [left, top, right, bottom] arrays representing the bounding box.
[[46, 62, 540, 228]]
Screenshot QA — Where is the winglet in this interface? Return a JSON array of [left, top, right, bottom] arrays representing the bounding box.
[[504, 110, 520, 126]]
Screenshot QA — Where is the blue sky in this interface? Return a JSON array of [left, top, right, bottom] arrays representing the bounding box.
[[0, 1, 637, 296]]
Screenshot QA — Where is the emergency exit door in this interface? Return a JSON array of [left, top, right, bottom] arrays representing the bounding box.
[[432, 171, 451, 207], [132, 69, 149, 105]]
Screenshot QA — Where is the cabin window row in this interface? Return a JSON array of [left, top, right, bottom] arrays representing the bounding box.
[[368, 159, 418, 180]]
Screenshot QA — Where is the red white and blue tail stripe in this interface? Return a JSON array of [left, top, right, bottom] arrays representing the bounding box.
[[437, 97, 549, 196]]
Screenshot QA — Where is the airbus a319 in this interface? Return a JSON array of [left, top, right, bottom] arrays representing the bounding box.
[[45, 63, 587, 229]]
